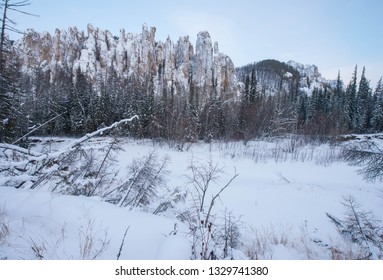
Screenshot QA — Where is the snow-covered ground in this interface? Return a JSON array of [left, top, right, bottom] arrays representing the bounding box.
[[1, 136, 382, 260]]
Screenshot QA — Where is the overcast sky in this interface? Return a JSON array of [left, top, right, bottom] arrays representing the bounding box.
[[8, 0, 383, 87]]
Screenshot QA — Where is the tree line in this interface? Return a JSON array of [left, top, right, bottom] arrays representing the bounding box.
[[1, 1, 383, 144], [1, 55, 383, 144]]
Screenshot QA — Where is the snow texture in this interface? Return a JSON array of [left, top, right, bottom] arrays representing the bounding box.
[[1, 136, 382, 260]]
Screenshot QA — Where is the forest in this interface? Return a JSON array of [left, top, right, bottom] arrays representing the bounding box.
[[1, 52, 383, 145]]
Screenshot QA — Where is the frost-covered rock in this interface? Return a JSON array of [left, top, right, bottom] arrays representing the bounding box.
[[14, 24, 238, 103], [287, 60, 335, 95]]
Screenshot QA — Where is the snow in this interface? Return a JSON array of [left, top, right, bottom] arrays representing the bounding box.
[[0, 187, 188, 260], [1, 136, 382, 260], [271, 244, 301, 260], [287, 60, 336, 95], [155, 235, 191, 259]]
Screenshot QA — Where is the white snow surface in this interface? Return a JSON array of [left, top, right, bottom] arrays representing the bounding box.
[[1, 137, 382, 260]]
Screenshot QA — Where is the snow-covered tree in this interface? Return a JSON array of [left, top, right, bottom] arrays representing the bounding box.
[[344, 66, 358, 130], [371, 78, 383, 131], [357, 67, 372, 131], [327, 196, 383, 259]]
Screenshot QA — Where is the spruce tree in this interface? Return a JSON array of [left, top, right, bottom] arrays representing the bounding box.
[[371, 78, 383, 131], [332, 71, 346, 133], [0, 0, 37, 142], [249, 64, 257, 103], [345, 66, 358, 131], [357, 67, 372, 131], [70, 68, 92, 135], [0, 53, 22, 141]]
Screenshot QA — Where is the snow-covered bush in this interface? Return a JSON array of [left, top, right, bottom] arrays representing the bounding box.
[[327, 196, 383, 259], [343, 139, 383, 182], [153, 187, 188, 215], [216, 210, 243, 259], [105, 151, 170, 209], [61, 138, 122, 196], [0, 117, 137, 192]]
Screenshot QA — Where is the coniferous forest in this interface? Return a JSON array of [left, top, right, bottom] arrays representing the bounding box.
[[0, 0, 382, 144], [1, 45, 383, 145]]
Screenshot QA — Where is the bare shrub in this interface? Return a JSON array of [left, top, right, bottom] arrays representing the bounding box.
[[186, 156, 238, 226], [184, 157, 238, 259]]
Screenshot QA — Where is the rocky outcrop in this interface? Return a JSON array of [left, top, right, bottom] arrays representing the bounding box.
[[237, 59, 335, 96], [286, 60, 335, 95], [13, 24, 238, 103]]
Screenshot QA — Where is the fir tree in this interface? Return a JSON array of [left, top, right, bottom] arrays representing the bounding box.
[[345, 66, 358, 131], [0, 42, 25, 142], [69, 68, 93, 135], [0, 0, 37, 142], [371, 78, 383, 131], [249, 64, 257, 103], [332, 71, 346, 132], [357, 67, 372, 131]]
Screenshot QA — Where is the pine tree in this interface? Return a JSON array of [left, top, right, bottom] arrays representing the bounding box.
[[137, 73, 155, 138], [357, 67, 372, 131], [249, 64, 257, 103], [0, 52, 22, 141], [32, 67, 53, 134], [332, 71, 346, 133], [0, 0, 37, 142], [243, 75, 250, 105], [0, 66, 13, 142], [371, 78, 383, 131], [345, 66, 358, 131], [297, 94, 307, 129], [69, 68, 93, 135]]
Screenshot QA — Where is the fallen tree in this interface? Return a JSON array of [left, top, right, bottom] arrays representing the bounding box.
[[342, 139, 383, 182], [0, 116, 138, 190]]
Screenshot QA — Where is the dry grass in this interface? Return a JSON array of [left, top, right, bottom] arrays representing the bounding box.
[[0, 207, 10, 245], [243, 222, 328, 260], [243, 224, 293, 260], [328, 236, 373, 260], [78, 219, 110, 260]]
